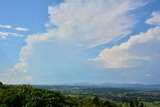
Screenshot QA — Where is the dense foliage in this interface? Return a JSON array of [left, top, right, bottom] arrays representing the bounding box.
[[0, 82, 157, 107], [0, 83, 66, 107], [0, 83, 122, 107]]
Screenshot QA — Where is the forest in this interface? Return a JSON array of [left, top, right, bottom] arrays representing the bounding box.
[[0, 82, 160, 107]]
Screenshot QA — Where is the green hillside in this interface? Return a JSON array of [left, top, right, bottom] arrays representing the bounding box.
[[0, 82, 158, 107]]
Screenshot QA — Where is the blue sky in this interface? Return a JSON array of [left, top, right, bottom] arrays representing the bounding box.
[[0, 0, 160, 84]]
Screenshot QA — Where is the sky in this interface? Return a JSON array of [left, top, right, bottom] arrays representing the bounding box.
[[0, 0, 160, 85]]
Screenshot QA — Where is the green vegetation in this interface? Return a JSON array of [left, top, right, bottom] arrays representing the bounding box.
[[0, 83, 159, 107], [0, 83, 122, 107], [0, 83, 66, 107], [38, 85, 160, 107]]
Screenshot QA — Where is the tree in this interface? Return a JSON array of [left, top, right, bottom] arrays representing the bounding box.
[[4, 92, 24, 107], [139, 102, 144, 107], [130, 101, 135, 107], [93, 96, 100, 107], [103, 100, 113, 107], [0, 82, 3, 85]]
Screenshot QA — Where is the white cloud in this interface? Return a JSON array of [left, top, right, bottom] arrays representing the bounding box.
[[0, 32, 23, 39], [48, 0, 145, 48], [0, 25, 28, 40], [0, 63, 32, 84], [0, 24, 29, 31], [96, 11, 160, 68], [15, 27, 29, 31], [0, 31, 56, 84], [146, 11, 160, 26], [0, 32, 9, 39], [0, 0, 146, 84], [146, 74, 151, 77], [0, 25, 12, 29]]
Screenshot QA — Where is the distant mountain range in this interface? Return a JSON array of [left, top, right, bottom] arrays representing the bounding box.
[[12, 82, 160, 90], [61, 82, 160, 89]]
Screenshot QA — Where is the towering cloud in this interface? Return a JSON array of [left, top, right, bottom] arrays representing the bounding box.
[[48, 0, 145, 48], [0, 0, 146, 84]]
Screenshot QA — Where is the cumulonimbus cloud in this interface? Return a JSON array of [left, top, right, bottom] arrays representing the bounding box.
[[48, 0, 146, 48], [0, 0, 146, 84], [96, 11, 160, 68]]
